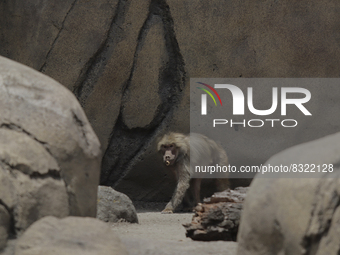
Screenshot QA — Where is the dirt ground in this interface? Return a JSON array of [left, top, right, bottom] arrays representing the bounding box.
[[2, 205, 238, 255], [111, 211, 238, 255]]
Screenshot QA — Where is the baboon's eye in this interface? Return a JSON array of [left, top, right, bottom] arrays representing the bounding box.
[[169, 144, 174, 148]]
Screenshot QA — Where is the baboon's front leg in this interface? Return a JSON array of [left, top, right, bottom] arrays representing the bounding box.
[[162, 175, 191, 214]]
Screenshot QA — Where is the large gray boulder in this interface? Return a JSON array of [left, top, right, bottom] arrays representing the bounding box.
[[97, 186, 138, 223], [2, 1, 340, 202], [15, 216, 128, 255], [0, 205, 10, 250], [0, 56, 101, 248], [237, 132, 340, 255]]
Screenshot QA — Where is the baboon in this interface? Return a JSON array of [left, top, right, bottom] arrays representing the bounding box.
[[157, 132, 229, 214]]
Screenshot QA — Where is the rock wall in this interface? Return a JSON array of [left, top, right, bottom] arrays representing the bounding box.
[[1, 0, 340, 201]]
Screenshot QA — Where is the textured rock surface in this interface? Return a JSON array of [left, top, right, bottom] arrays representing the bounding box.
[[0, 129, 69, 236], [0, 205, 10, 250], [0, 56, 101, 249], [184, 187, 248, 241], [1, 1, 340, 202], [237, 132, 340, 255], [15, 216, 128, 255], [97, 186, 138, 223]]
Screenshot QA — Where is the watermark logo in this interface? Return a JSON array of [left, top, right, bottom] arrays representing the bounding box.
[[200, 84, 311, 116], [196, 82, 222, 115], [197, 82, 312, 128]]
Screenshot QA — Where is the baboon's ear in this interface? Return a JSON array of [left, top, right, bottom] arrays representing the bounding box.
[[178, 143, 188, 155], [176, 134, 189, 155]]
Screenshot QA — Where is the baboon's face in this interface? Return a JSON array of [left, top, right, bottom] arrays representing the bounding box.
[[160, 143, 178, 166]]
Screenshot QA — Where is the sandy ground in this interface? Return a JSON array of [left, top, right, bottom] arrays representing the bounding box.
[[2, 208, 237, 255], [112, 212, 193, 242], [111, 212, 238, 255]]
